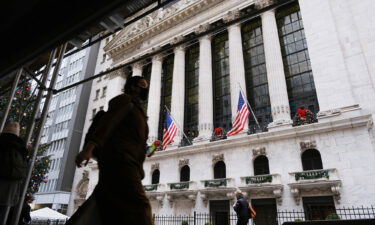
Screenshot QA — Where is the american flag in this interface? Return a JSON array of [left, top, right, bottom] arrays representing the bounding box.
[[227, 91, 250, 136], [162, 111, 178, 150]]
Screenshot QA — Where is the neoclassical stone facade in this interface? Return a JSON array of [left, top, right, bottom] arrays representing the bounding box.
[[68, 0, 375, 220]]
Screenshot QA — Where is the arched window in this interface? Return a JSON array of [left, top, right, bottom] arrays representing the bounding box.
[[214, 161, 226, 179], [253, 155, 270, 175], [180, 165, 190, 182], [151, 169, 160, 184], [302, 149, 323, 171]]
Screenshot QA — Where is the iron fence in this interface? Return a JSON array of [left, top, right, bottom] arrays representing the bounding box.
[[30, 219, 68, 225], [153, 206, 375, 225], [29, 206, 375, 225]]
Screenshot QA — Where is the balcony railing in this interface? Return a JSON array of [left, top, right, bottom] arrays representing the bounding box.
[[202, 178, 229, 188], [294, 169, 329, 181], [169, 181, 190, 190], [144, 184, 158, 191], [244, 174, 273, 184], [289, 169, 339, 182]]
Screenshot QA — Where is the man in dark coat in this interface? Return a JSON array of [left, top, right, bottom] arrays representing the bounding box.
[[233, 191, 250, 225], [0, 122, 27, 225], [73, 76, 153, 225]]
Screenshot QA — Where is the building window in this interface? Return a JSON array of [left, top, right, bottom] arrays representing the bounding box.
[[102, 87, 107, 98], [158, 54, 174, 140], [253, 155, 270, 175], [212, 32, 231, 132], [213, 161, 226, 179], [92, 109, 97, 120], [242, 18, 272, 133], [183, 44, 199, 141], [303, 196, 336, 220], [276, 3, 319, 117], [101, 53, 107, 63], [94, 89, 100, 100], [142, 62, 152, 109], [180, 165, 190, 182], [302, 149, 323, 171], [151, 169, 160, 184]]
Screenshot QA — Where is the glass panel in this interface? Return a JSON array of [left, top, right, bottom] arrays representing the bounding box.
[[158, 54, 174, 140], [276, 3, 319, 117], [183, 44, 199, 143], [212, 32, 232, 132], [142, 62, 152, 110], [242, 18, 272, 133]]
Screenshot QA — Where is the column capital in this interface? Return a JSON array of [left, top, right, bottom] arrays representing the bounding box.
[[132, 61, 143, 70], [223, 9, 241, 23], [174, 44, 187, 52], [171, 35, 185, 45], [255, 0, 276, 10], [199, 34, 212, 42], [194, 23, 211, 35], [152, 54, 163, 62]]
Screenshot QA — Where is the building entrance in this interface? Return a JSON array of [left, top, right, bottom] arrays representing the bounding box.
[[209, 200, 230, 225], [252, 198, 278, 225], [303, 196, 336, 220]]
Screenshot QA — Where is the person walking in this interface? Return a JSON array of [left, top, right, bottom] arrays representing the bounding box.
[[233, 191, 251, 225], [69, 76, 153, 225], [0, 122, 28, 225]]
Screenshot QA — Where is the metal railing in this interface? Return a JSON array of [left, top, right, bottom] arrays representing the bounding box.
[[30, 206, 375, 225]]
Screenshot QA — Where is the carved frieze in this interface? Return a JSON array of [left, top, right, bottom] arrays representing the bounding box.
[[179, 159, 189, 168], [151, 163, 160, 171], [299, 140, 317, 151], [252, 147, 266, 157], [212, 153, 224, 164]]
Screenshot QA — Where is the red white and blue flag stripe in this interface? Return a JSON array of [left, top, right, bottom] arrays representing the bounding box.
[[227, 91, 250, 136], [162, 111, 178, 150]]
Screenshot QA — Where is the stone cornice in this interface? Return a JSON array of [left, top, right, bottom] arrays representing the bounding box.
[[105, 0, 223, 58], [146, 114, 372, 161]]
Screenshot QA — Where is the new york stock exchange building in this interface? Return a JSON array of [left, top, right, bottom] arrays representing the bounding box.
[[68, 0, 375, 223]]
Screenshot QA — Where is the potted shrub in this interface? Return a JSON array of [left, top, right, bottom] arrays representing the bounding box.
[[181, 221, 189, 225], [326, 213, 340, 220]]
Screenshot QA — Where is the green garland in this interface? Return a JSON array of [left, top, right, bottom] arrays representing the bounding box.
[[295, 170, 329, 181], [144, 184, 158, 191], [245, 175, 273, 184], [204, 179, 227, 188], [170, 182, 189, 190]]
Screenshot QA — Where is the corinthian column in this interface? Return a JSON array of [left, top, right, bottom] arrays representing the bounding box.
[[170, 45, 186, 146], [196, 34, 214, 141], [261, 9, 292, 129], [147, 55, 163, 143], [228, 22, 249, 132], [132, 62, 143, 76]]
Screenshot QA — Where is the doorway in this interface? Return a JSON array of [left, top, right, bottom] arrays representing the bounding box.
[[252, 198, 278, 225], [209, 200, 230, 225], [303, 196, 336, 220]]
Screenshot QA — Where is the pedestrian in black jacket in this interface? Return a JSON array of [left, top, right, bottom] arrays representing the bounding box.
[[233, 191, 250, 225]]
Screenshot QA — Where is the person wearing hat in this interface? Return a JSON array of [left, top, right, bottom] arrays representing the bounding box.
[[0, 122, 28, 225]]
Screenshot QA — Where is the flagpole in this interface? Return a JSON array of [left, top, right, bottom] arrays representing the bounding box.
[[164, 105, 192, 146], [237, 83, 261, 130]]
